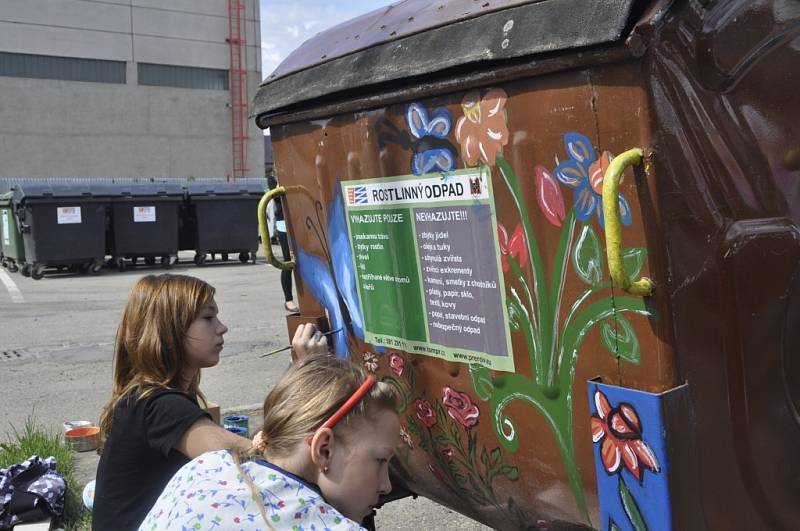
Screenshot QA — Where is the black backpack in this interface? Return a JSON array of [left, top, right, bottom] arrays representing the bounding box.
[[0, 456, 65, 529]]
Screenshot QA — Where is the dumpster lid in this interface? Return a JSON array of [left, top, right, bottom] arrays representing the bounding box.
[[254, 0, 640, 122], [13, 183, 101, 201], [186, 180, 266, 196], [112, 182, 184, 198]]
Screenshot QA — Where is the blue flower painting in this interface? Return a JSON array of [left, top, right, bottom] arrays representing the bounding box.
[[405, 103, 456, 175], [375, 102, 457, 176], [555, 132, 633, 228]]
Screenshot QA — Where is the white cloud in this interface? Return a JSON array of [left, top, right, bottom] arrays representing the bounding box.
[[285, 24, 300, 38], [259, 0, 394, 79], [260, 40, 283, 74]]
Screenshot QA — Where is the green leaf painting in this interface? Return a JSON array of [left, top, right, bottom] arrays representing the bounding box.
[[600, 314, 641, 364], [623, 247, 647, 279], [572, 224, 604, 285], [619, 477, 648, 531]]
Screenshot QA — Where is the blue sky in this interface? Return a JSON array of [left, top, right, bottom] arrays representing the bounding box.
[[259, 0, 394, 78]]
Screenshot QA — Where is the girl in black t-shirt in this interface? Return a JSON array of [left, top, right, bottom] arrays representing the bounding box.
[[92, 274, 327, 530]]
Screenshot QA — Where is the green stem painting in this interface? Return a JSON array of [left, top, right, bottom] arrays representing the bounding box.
[[470, 154, 651, 522]]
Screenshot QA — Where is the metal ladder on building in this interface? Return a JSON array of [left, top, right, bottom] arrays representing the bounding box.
[[227, 0, 248, 181]]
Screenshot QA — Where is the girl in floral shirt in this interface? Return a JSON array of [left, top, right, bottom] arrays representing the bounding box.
[[141, 354, 401, 530]]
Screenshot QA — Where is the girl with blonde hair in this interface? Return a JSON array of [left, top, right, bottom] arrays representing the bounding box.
[[93, 274, 327, 530], [140, 353, 401, 530]]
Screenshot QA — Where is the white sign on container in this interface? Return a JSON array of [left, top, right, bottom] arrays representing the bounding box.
[[57, 206, 82, 224], [134, 206, 156, 223], [1, 210, 9, 246]]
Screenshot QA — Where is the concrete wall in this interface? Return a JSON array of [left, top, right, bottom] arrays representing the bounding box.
[[0, 0, 263, 178]]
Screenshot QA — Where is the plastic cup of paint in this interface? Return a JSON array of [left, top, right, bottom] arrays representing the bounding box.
[[224, 415, 249, 431], [63, 420, 93, 433], [65, 426, 100, 452], [224, 425, 248, 437]]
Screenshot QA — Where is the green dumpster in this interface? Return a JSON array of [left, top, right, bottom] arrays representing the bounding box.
[[0, 191, 24, 273]]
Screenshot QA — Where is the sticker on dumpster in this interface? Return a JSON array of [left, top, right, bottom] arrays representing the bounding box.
[[134, 206, 156, 223], [342, 168, 514, 372], [56, 206, 81, 224], [1, 210, 9, 246]]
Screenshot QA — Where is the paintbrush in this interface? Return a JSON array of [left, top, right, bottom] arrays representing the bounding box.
[[259, 327, 343, 358]]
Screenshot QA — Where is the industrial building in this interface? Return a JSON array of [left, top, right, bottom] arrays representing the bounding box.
[[0, 0, 264, 179]]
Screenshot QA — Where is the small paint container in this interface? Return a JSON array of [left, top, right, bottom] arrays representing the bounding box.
[[63, 420, 93, 433], [224, 425, 248, 437], [65, 426, 100, 452], [224, 415, 250, 432]]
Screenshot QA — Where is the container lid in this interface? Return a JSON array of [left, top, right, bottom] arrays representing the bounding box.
[[13, 183, 99, 201], [253, 0, 639, 121], [186, 180, 266, 197], [0, 191, 13, 204], [111, 182, 184, 198]]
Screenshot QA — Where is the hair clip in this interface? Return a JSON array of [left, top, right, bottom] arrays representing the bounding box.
[[307, 375, 375, 445]]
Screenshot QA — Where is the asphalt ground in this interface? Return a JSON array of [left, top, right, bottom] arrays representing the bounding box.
[[0, 248, 491, 530]]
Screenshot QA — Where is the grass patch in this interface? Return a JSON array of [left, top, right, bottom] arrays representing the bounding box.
[[0, 415, 91, 530]]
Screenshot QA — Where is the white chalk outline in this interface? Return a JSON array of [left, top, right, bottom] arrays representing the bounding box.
[[0, 268, 24, 303]]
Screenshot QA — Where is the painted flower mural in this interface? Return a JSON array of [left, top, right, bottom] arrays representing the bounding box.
[[408, 386, 518, 508], [363, 352, 379, 373], [376, 102, 457, 175], [292, 90, 651, 526], [414, 399, 437, 428], [590, 390, 659, 482], [455, 88, 509, 167], [588, 383, 671, 531], [400, 425, 414, 449], [389, 354, 405, 376], [535, 164, 566, 228], [451, 87, 651, 523], [381, 353, 518, 511], [442, 386, 480, 428], [497, 223, 528, 273], [554, 133, 632, 228]]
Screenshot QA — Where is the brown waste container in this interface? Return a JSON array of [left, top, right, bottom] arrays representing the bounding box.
[[252, 1, 800, 529]]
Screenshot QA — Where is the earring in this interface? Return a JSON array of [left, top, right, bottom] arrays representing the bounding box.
[[323, 465, 329, 473]]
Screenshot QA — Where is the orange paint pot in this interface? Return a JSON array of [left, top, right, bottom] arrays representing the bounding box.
[[65, 426, 100, 452]]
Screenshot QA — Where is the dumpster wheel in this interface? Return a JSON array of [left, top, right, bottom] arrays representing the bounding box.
[[2, 258, 19, 273], [194, 253, 206, 266], [87, 261, 103, 275], [239, 252, 250, 264], [20, 263, 31, 277], [31, 264, 45, 280], [116, 258, 126, 272]]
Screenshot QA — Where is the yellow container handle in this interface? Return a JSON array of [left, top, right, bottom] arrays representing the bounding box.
[[258, 186, 295, 271], [602, 148, 653, 297]]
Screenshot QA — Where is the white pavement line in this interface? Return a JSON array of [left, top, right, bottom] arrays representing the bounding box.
[[0, 268, 24, 303]]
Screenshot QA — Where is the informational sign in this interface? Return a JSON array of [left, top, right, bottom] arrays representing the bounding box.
[[56, 206, 81, 224], [133, 206, 156, 223], [1, 210, 10, 246], [342, 168, 514, 372]]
